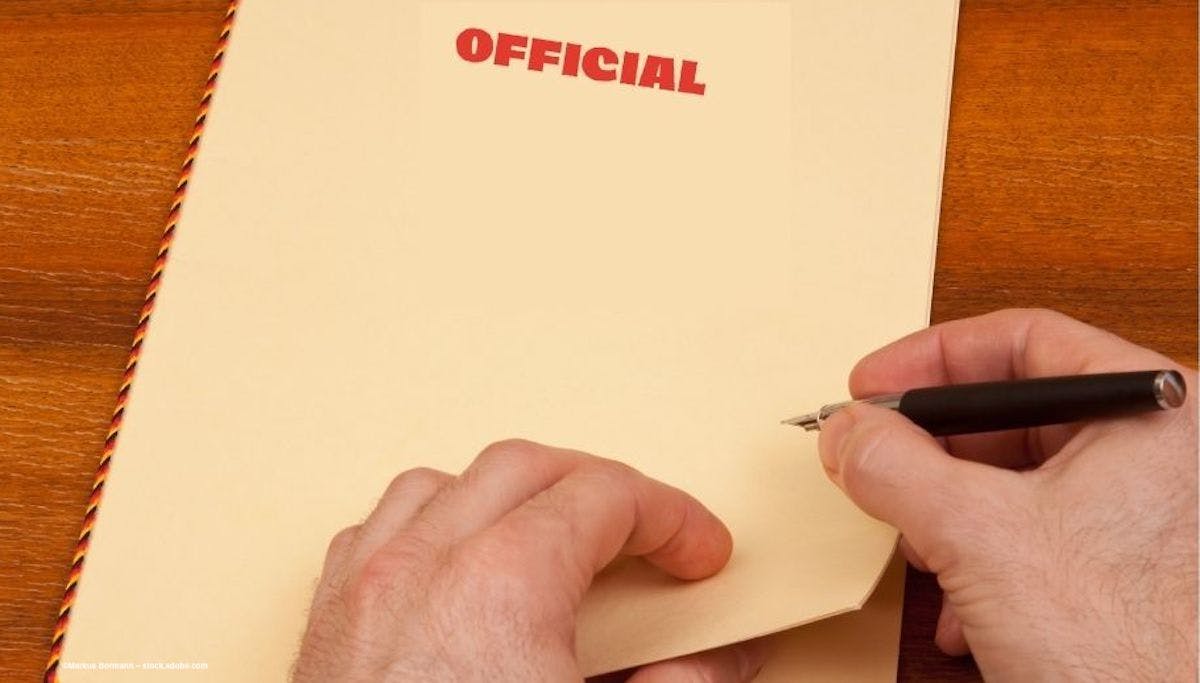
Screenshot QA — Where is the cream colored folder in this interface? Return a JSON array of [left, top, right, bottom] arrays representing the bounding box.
[[59, 1, 957, 679]]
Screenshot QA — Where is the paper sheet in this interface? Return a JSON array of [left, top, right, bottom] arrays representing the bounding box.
[[60, 1, 956, 679], [756, 553, 907, 682]]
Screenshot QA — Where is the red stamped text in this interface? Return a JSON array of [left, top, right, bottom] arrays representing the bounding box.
[[456, 28, 707, 96]]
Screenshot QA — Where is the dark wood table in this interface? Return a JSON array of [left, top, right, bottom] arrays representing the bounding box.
[[1, 1, 1195, 680]]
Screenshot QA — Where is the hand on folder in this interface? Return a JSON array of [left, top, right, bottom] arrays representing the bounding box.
[[293, 310, 1196, 682], [292, 441, 766, 683]]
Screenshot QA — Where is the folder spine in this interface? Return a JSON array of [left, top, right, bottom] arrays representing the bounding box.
[[44, 2, 241, 680]]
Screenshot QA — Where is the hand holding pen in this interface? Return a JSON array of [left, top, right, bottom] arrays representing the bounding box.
[[786, 369, 1185, 435], [813, 309, 1197, 680]]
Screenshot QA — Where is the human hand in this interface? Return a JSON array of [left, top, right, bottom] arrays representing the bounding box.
[[818, 309, 1198, 680], [292, 439, 764, 682]]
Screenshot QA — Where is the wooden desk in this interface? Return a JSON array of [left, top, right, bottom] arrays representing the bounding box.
[[1, 1, 1194, 680]]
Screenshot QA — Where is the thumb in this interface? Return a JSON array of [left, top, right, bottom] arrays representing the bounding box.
[[817, 404, 1018, 568], [625, 639, 767, 683]]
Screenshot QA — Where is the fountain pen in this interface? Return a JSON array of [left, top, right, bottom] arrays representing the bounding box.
[[782, 370, 1187, 437]]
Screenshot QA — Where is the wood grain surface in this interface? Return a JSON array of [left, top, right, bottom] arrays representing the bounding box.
[[0, 1, 1195, 681]]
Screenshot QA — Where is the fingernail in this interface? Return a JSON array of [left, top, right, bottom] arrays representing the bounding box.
[[816, 409, 856, 478]]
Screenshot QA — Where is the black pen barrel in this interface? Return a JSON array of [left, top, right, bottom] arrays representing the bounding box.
[[897, 370, 1186, 437]]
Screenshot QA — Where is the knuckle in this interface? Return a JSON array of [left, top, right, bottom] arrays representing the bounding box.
[[572, 462, 640, 521], [519, 495, 587, 566], [1015, 306, 1067, 322], [346, 532, 436, 605], [356, 550, 400, 591], [450, 532, 515, 574], [580, 458, 638, 488], [526, 483, 578, 523], [1006, 306, 1073, 330], [476, 438, 542, 466], [343, 562, 395, 615], [442, 536, 570, 629], [385, 466, 446, 498], [449, 533, 545, 600], [327, 525, 360, 558]]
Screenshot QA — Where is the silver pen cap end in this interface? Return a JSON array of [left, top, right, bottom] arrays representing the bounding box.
[[1155, 370, 1187, 409]]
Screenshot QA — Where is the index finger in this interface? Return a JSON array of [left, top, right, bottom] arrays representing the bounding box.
[[849, 308, 1178, 465], [851, 308, 1173, 396], [486, 457, 733, 603]]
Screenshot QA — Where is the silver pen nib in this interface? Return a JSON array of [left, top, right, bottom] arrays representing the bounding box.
[[781, 394, 903, 432], [780, 412, 822, 430]]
